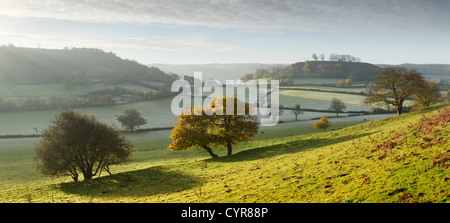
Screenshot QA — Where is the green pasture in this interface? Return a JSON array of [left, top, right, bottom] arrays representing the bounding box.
[[0, 116, 366, 190], [0, 102, 447, 203], [281, 85, 367, 93], [0, 79, 413, 202], [291, 78, 345, 85], [0, 97, 178, 135], [0, 83, 153, 99], [279, 89, 369, 111]]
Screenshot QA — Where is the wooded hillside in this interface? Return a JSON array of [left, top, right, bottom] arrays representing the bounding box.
[[0, 46, 177, 85]]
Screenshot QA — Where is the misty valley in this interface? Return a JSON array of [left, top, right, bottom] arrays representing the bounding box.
[[0, 46, 449, 205]]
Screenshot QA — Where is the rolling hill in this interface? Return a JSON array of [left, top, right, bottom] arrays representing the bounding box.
[[242, 61, 381, 82], [285, 61, 381, 80], [378, 63, 450, 79], [0, 46, 177, 85]]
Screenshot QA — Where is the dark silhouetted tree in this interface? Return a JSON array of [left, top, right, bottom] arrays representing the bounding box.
[[117, 109, 148, 131], [320, 54, 325, 61], [34, 110, 135, 181]]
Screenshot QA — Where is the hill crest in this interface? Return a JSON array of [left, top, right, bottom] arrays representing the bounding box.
[[0, 46, 176, 85], [285, 61, 381, 81], [241, 60, 381, 82]]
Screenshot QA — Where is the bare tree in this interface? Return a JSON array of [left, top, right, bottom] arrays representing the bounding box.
[[364, 67, 425, 115], [329, 98, 346, 117], [292, 104, 303, 121]]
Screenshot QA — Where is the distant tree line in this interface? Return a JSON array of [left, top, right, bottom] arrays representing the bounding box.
[[84, 86, 147, 100], [85, 82, 178, 102], [311, 53, 361, 62], [0, 96, 115, 112], [327, 54, 361, 62], [240, 68, 295, 85], [0, 84, 178, 112]]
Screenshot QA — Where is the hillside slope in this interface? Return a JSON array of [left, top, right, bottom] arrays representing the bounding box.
[[285, 61, 381, 81], [242, 61, 381, 82], [378, 63, 450, 79], [0, 46, 176, 84], [1, 102, 449, 203]]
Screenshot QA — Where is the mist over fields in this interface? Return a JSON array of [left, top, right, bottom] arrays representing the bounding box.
[[0, 46, 448, 136], [0, 45, 449, 206]]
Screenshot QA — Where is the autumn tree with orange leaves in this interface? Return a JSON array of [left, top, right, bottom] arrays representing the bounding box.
[[168, 96, 258, 158], [313, 117, 331, 131]]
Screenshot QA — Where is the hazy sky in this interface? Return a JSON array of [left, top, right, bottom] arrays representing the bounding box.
[[0, 0, 449, 65]]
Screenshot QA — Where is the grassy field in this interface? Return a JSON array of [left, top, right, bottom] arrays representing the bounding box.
[[0, 82, 171, 134], [0, 83, 154, 99], [279, 89, 369, 111], [281, 85, 367, 93], [0, 97, 179, 135], [0, 102, 448, 203], [0, 116, 367, 190], [1, 79, 440, 203], [292, 78, 345, 85]]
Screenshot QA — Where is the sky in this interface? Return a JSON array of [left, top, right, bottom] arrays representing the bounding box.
[[0, 0, 449, 65]]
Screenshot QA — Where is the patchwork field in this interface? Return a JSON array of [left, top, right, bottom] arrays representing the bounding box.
[[0, 102, 447, 203], [0, 78, 413, 203], [0, 80, 375, 135], [0, 98, 178, 135]]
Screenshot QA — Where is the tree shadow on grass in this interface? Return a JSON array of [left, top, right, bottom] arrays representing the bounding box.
[[206, 132, 374, 163], [59, 165, 201, 199]]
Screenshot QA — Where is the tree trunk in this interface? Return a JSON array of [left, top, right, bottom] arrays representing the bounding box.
[[201, 145, 218, 158], [69, 169, 79, 182], [396, 106, 402, 115], [83, 172, 94, 180], [105, 166, 113, 175], [226, 140, 232, 156], [82, 166, 94, 180], [71, 174, 78, 182]]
